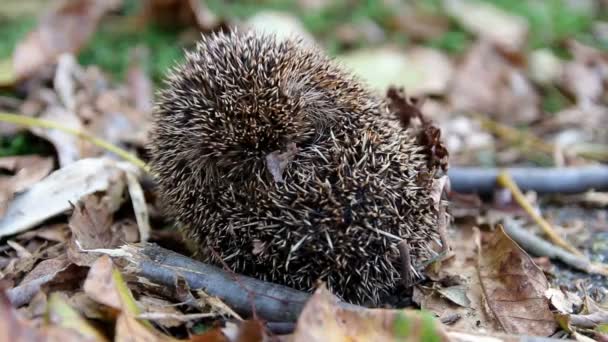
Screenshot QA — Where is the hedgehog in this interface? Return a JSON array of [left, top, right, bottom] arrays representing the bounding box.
[[148, 30, 444, 305]]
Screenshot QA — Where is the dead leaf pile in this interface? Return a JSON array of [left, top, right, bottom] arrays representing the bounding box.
[[0, 0, 607, 341]]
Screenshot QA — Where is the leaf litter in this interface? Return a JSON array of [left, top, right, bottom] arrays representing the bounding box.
[[0, 0, 607, 341]]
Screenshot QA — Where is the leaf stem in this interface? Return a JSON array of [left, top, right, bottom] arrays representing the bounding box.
[[497, 170, 583, 256], [0, 112, 151, 174]]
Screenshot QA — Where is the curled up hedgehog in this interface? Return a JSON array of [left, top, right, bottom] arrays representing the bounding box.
[[148, 30, 448, 306]]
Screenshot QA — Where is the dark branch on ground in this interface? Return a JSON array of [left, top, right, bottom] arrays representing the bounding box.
[[116, 243, 359, 322], [502, 218, 608, 276], [448, 165, 608, 195]]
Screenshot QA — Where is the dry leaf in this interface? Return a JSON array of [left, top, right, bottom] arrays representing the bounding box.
[[67, 184, 138, 265], [476, 226, 558, 336], [0, 288, 92, 341], [19, 256, 70, 286], [0, 288, 48, 341], [12, 0, 120, 81], [561, 40, 608, 107], [245, 11, 314, 44], [137, 296, 183, 328], [265, 143, 298, 183], [416, 225, 501, 333], [528, 49, 563, 85], [189, 327, 229, 342], [8, 256, 88, 308], [47, 293, 108, 342], [83, 255, 177, 341], [545, 288, 583, 314], [35, 104, 86, 166], [292, 286, 449, 342], [82, 256, 124, 311], [443, 0, 528, 51], [436, 285, 471, 308], [141, 0, 220, 31], [339, 47, 453, 95], [0, 158, 126, 239], [554, 105, 608, 144], [17, 224, 70, 243], [126, 47, 154, 115], [0, 155, 54, 216], [125, 171, 150, 242], [395, 5, 450, 41], [115, 313, 176, 342], [449, 41, 540, 124]]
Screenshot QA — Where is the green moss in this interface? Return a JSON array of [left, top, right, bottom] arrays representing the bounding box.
[[0, 133, 53, 157], [541, 85, 571, 113], [480, 0, 597, 50], [0, 16, 36, 59], [79, 23, 187, 83], [427, 29, 472, 54]]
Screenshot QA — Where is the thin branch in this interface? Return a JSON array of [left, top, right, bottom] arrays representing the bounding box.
[[502, 218, 608, 276], [116, 243, 359, 322], [137, 312, 219, 322], [448, 166, 608, 195], [474, 114, 608, 162], [397, 240, 413, 288], [497, 170, 582, 256], [0, 112, 151, 174], [568, 311, 608, 329]]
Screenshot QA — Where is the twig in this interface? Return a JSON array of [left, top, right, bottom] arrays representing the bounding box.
[[568, 311, 608, 329], [448, 166, 608, 194], [397, 240, 413, 288], [474, 114, 608, 163], [502, 218, 608, 276], [0, 112, 151, 174], [265, 322, 296, 335], [116, 243, 359, 322], [7, 274, 55, 307], [446, 330, 576, 342], [474, 114, 554, 154], [497, 170, 583, 256], [137, 312, 218, 322]]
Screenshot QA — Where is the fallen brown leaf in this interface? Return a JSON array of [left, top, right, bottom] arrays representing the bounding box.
[[17, 224, 70, 244], [265, 143, 298, 183], [0, 288, 44, 341], [68, 191, 136, 266], [8, 255, 88, 308], [416, 225, 501, 333], [12, 0, 120, 81], [137, 296, 184, 328], [126, 47, 154, 115], [0, 288, 94, 341], [188, 327, 229, 342], [140, 0, 220, 31], [2, 243, 65, 287], [339, 47, 453, 95], [0, 158, 128, 239], [449, 41, 540, 125], [476, 226, 558, 336], [0, 155, 54, 216], [561, 40, 608, 107], [394, 5, 450, 41], [82, 256, 123, 311], [545, 288, 583, 314], [386, 88, 449, 174], [292, 286, 449, 342], [47, 292, 108, 341], [116, 312, 176, 342], [443, 0, 528, 51]]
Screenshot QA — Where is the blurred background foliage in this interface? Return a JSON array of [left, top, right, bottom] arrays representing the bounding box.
[[1, 0, 605, 83]]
